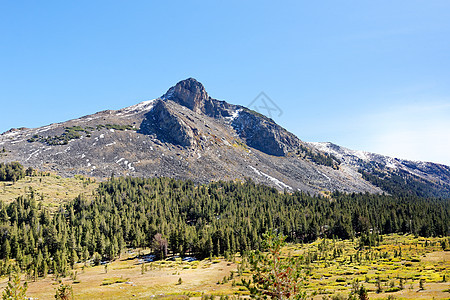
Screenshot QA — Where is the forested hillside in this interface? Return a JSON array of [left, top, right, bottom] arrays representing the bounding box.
[[0, 176, 448, 279], [359, 167, 450, 198]]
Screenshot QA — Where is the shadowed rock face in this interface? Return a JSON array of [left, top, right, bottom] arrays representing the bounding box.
[[1, 78, 449, 196], [138, 100, 193, 147], [232, 110, 299, 157]]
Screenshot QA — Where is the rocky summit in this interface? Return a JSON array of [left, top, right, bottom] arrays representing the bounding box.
[[1, 78, 450, 196]]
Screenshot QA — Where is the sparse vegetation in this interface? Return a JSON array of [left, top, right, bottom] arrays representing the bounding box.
[[95, 124, 136, 131], [297, 144, 340, 168], [0, 233, 445, 299], [0, 172, 97, 206], [27, 124, 136, 146], [27, 126, 88, 145]]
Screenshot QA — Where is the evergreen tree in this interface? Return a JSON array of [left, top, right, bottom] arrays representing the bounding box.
[[2, 273, 28, 300]]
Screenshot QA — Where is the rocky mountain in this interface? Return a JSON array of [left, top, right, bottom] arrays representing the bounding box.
[[1, 78, 450, 197]]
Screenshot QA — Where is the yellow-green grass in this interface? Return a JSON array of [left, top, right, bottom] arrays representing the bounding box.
[[0, 174, 98, 209], [102, 277, 128, 285], [0, 255, 240, 299], [0, 235, 448, 299], [247, 234, 450, 299]]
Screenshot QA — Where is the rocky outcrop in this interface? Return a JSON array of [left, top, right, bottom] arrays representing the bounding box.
[[138, 100, 193, 147], [162, 78, 208, 113], [162, 78, 234, 119], [162, 78, 299, 157], [231, 109, 299, 156]]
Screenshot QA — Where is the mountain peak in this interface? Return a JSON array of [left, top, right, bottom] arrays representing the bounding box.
[[162, 78, 210, 113]]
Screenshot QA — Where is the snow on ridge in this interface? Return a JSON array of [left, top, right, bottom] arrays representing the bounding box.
[[310, 142, 403, 170], [115, 157, 135, 171], [116, 99, 156, 116], [248, 165, 292, 190], [35, 124, 57, 134], [225, 108, 242, 122], [385, 157, 399, 169], [309, 142, 331, 153], [1, 129, 27, 138], [353, 150, 370, 161], [161, 88, 174, 100], [10, 140, 24, 144], [310, 142, 370, 161]]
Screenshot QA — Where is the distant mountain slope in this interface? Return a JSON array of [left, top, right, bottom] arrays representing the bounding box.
[[1, 78, 449, 196], [311, 142, 450, 198]]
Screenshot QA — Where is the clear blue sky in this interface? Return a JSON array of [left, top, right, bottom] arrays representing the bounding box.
[[1, 1, 449, 165]]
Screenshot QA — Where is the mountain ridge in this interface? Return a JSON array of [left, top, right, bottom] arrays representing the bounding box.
[[311, 141, 450, 198], [1, 78, 449, 197]]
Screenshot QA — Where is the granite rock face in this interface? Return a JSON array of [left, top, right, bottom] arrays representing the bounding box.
[[162, 78, 209, 113], [139, 100, 193, 147], [232, 109, 299, 157], [162, 78, 234, 119], [163, 79, 301, 156]]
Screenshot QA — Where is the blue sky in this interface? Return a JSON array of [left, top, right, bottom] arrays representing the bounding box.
[[1, 1, 449, 165]]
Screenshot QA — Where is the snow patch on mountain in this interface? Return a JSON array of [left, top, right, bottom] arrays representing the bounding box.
[[105, 142, 116, 147], [310, 142, 371, 162], [248, 165, 292, 190], [26, 150, 40, 162], [116, 99, 156, 116], [225, 108, 242, 122]]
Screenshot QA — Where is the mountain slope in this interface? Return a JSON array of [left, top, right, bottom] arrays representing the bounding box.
[[311, 142, 450, 198], [1, 78, 449, 196]]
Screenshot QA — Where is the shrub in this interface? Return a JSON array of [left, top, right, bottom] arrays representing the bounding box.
[[385, 287, 401, 293]]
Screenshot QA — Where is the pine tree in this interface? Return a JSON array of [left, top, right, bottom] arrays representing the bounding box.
[[245, 232, 306, 299], [2, 273, 28, 300], [54, 283, 73, 300], [2, 239, 11, 260]]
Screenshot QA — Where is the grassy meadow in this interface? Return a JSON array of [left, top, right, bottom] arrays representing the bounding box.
[[0, 174, 97, 209], [283, 234, 450, 299], [0, 234, 448, 299]]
